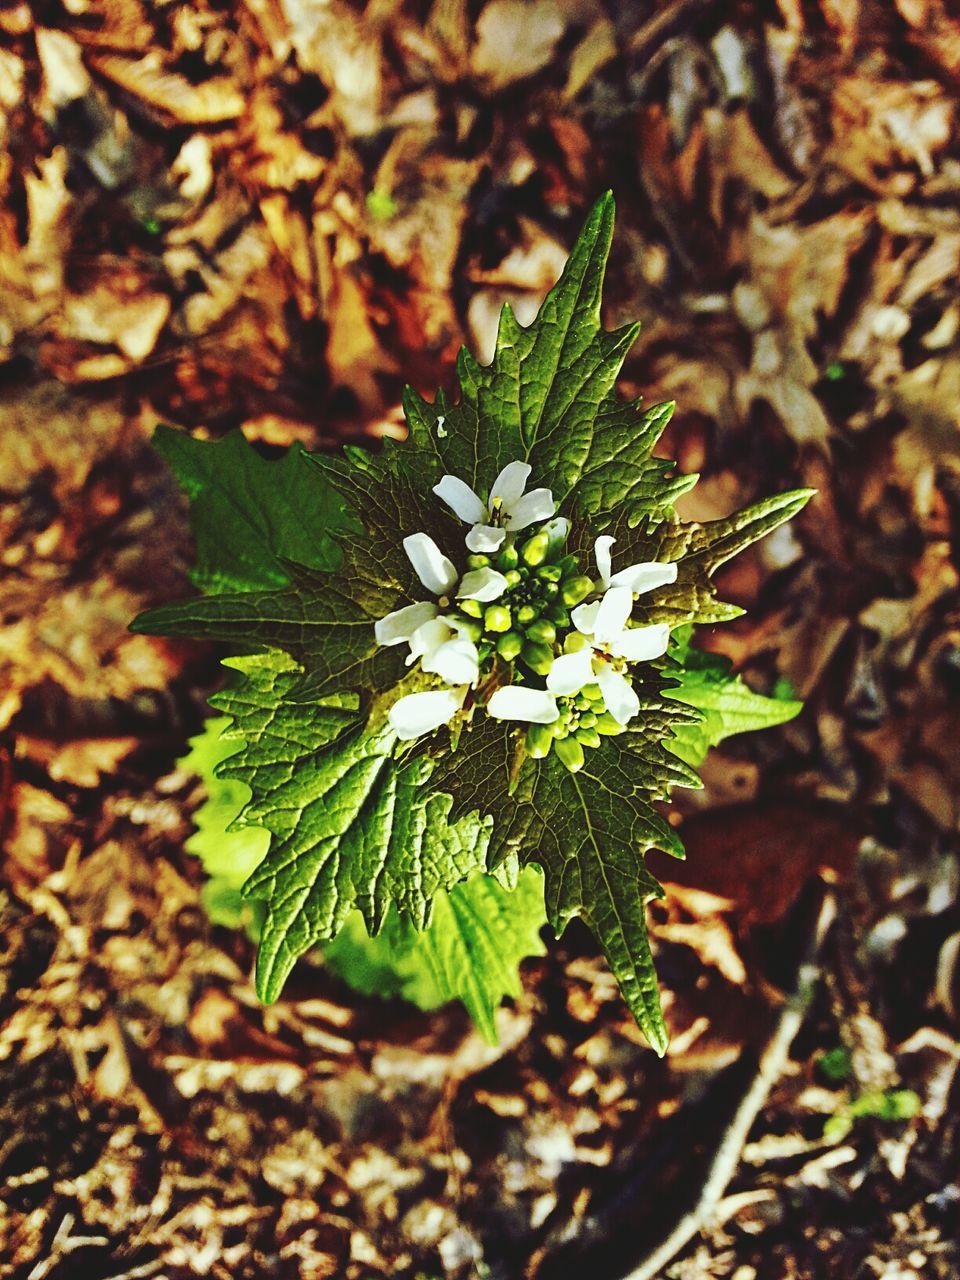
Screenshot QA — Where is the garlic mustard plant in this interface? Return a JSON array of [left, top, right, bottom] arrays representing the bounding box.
[[134, 194, 811, 1053]]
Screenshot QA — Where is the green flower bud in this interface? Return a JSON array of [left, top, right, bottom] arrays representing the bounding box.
[[554, 735, 585, 772], [522, 641, 554, 675], [504, 569, 522, 588], [583, 683, 603, 704], [496, 630, 524, 661], [535, 564, 562, 583], [543, 581, 559, 599], [525, 723, 555, 759], [520, 530, 550, 566], [553, 723, 569, 739], [496, 544, 519, 571], [556, 554, 578, 578], [460, 598, 483, 619], [595, 712, 623, 735], [545, 604, 570, 627], [564, 631, 590, 654], [484, 604, 512, 633], [578, 711, 597, 729], [561, 575, 594, 607], [575, 726, 601, 748], [516, 603, 539, 626], [467, 553, 491, 570], [459, 618, 484, 643], [525, 618, 556, 646]]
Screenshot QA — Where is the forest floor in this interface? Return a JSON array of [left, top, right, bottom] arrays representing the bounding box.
[[2, 1, 960, 1277]]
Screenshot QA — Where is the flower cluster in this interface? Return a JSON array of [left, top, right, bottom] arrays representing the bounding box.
[[374, 462, 677, 770]]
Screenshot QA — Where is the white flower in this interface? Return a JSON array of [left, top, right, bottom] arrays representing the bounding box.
[[376, 534, 480, 687], [592, 535, 678, 596], [487, 685, 559, 724], [433, 460, 557, 552], [389, 686, 468, 740], [546, 580, 671, 727], [402, 532, 458, 596], [407, 617, 480, 686]]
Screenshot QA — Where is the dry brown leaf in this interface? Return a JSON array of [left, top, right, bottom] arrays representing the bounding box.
[[734, 209, 872, 447], [471, 0, 567, 90], [89, 51, 245, 123], [704, 107, 794, 220], [283, 0, 382, 136], [35, 28, 90, 110], [564, 16, 617, 100], [827, 75, 954, 193]]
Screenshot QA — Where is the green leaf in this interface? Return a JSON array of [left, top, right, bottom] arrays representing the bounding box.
[[665, 634, 802, 767], [153, 426, 357, 593], [208, 651, 491, 1003], [401, 191, 693, 525], [425, 671, 701, 1053], [325, 867, 548, 1043], [179, 716, 270, 934]]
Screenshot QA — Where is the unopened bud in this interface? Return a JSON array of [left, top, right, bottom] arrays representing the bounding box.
[[521, 641, 554, 675], [520, 530, 550, 566], [496, 630, 524, 661], [575, 726, 601, 748], [525, 723, 555, 759], [525, 618, 556, 646], [561, 575, 594, 607], [460, 598, 483, 619], [516, 603, 539, 626], [554, 735, 585, 772], [563, 631, 590, 654], [496, 544, 519, 571], [484, 604, 512, 633]]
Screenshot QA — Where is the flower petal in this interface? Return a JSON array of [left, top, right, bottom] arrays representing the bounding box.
[[465, 523, 506, 553], [374, 601, 439, 647], [613, 623, 670, 663], [596, 664, 640, 726], [504, 487, 556, 531], [389, 687, 466, 740], [424, 636, 480, 686], [572, 600, 601, 635], [594, 535, 615, 589], [542, 516, 571, 556], [592, 586, 633, 644], [408, 617, 455, 666], [432, 475, 487, 524], [457, 567, 508, 601], [490, 460, 531, 507], [403, 533, 458, 596], [546, 649, 595, 696], [487, 686, 559, 723], [609, 560, 678, 594]]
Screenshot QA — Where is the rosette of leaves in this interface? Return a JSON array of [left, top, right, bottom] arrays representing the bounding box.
[[135, 194, 811, 1053]]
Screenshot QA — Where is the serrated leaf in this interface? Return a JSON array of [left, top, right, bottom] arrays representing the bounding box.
[[664, 637, 802, 767], [426, 670, 700, 1052], [325, 867, 548, 1043], [153, 426, 357, 594], [208, 651, 490, 1002]]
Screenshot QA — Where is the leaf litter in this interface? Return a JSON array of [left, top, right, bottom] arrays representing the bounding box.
[[1, 0, 960, 1277]]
